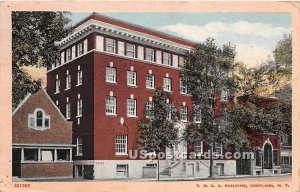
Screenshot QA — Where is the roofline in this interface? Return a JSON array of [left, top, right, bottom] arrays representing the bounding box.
[[12, 93, 32, 116], [72, 12, 196, 48], [12, 88, 69, 123]]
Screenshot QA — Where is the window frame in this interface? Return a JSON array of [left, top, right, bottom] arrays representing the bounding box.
[[127, 99, 137, 117], [145, 48, 155, 62], [66, 74, 71, 90], [28, 108, 50, 130], [105, 96, 117, 115], [126, 43, 136, 58], [77, 98, 83, 117], [163, 77, 172, 92], [77, 70, 83, 86], [146, 74, 155, 89], [180, 106, 188, 122], [106, 38, 116, 53], [127, 71, 137, 87], [77, 42, 83, 56], [145, 100, 154, 117], [76, 137, 83, 156], [163, 52, 171, 65], [106, 67, 116, 83], [115, 135, 128, 155], [66, 102, 71, 120], [55, 79, 60, 93]]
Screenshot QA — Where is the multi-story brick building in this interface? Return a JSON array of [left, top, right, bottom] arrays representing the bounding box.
[[12, 89, 74, 179], [46, 13, 281, 179]]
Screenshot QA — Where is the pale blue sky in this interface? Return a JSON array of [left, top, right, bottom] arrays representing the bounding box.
[[68, 12, 291, 67]]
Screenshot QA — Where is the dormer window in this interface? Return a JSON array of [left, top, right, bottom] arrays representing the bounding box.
[[28, 109, 50, 130]]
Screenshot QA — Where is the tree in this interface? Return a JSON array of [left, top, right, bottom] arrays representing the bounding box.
[[182, 39, 245, 177], [137, 87, 178, 180], [12, 11, 71, 108]]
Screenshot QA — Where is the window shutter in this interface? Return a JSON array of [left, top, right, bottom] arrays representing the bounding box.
[[118, 41, 125, 55], [96, 36, 104, 51], [156, 50, 162, 64], [60, 51, 65, 65], [172, 54, 178, 67], [72, 46, 76, 59], [83, 39, 88, 53], [137, 46, 144, 59]]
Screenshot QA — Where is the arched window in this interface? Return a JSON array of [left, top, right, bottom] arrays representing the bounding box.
[[28, 108, 50, 130]]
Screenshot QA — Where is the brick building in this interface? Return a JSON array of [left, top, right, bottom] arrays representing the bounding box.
[[12, 89, 74, 179], [46, 13, 281, 179]]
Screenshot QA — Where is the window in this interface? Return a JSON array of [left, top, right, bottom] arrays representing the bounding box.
[[163, 52, 171, 65], [77, 98, 82, 116], [194, 142, 203, 156], [66, 102, 71, 119], [105, 96, 116, 115], [41, 149, 54, 162], [179, 56, 185, 67], [213, 142, 223, 155], [57, 149, 70, 161], [145, 101, 154, 117], [118, 41, 125, 55], [66, 48, 71, 61], [193, 104, 201, 123], [146, 48, 155, 61], [146, 74, 154, 89], [77, 42, 83, 56], [126, 43, 135, 58], [180, 78, 188, 94], [106, 38, 116, 53], [76, 137, 83, 156], [127, 99, 137, 117], [55, 79, 60, 93], [221, 90, 228, 101], [127, 71, 137, 86], [273, 150, 278, 166], [106, 67, 116, 83], [163, 77, 172, 92], [180, 106, 188, 122], [28, 109, 50, 130], [115, 135, 128, 155], [256, 150, 262, 166], [24, 149, 38, 161], [66, 74, 71, 90], [116, 164, 128, 177], [77, 70, 82, 85]]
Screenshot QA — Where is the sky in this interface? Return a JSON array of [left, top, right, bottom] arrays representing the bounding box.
[[69, 12, 291, 68]]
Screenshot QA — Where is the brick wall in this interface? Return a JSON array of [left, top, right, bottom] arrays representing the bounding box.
[[21, 163, 73, 178]]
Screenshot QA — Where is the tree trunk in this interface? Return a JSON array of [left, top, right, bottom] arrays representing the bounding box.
[[157, 158, 160, 181], [209, 141, 213, 178]]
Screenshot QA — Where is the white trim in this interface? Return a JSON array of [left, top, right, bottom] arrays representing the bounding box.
[[12, 93, 31, 116], [13, 143, 75, 148], [58, 18, 193, 53]]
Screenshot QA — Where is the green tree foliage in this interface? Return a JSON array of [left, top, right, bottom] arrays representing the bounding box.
[[137, 88, 178, 153], [273, 34, 292, 68], [182, 39, 244, 146], [12, 11, 71, 108]]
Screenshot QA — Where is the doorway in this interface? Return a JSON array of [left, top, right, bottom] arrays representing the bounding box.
[[12, 148, 21, 177], [263, 143, 273, 169]]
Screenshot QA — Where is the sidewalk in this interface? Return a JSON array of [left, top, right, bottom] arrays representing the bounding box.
[[13, 173, 291, 182]]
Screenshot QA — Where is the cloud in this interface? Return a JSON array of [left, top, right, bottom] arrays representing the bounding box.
[[158, 21, 290, 67]]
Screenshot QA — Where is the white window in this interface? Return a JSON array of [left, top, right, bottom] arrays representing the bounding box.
[[145, 101, 154, 117], [156, 50, 162, 64], [106, 67, 116, 83], [180, 78, 188, 94], [146, 74, 154, 89], [137, 46, 144, 59], [41, 149, 54, 162], [77, 70, 82, 86], [118, 41, 125, 55], [194, 141, 203, 156], [221, 90, 228, 101], [76, 137, 83, 156], [127, 71, 137, 86], [116, 164, 128, 177], [115, 135, 128, 155], [213, 142, 223, 155], [55, 79, 60, 93], [145, 48, 155, 62], [126, 43, 135, 58], [163, 52, 171, 65], [57, 149, 70, 161], [66, 74, 71, 90], [180, 106, 188, 122], [105, 96, 116, 115], [66, 102, 71, 119], [179, 56, 185, 67], [77, 42, 83, 56], [193, 104, 201, 123], [127, 99, 137, 117], [28, 109, 50, 130], [66, 48, 71, 61], [163, 77, 172, 92], [106, 38, 116, 53], [77, 98, 82, 117]]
